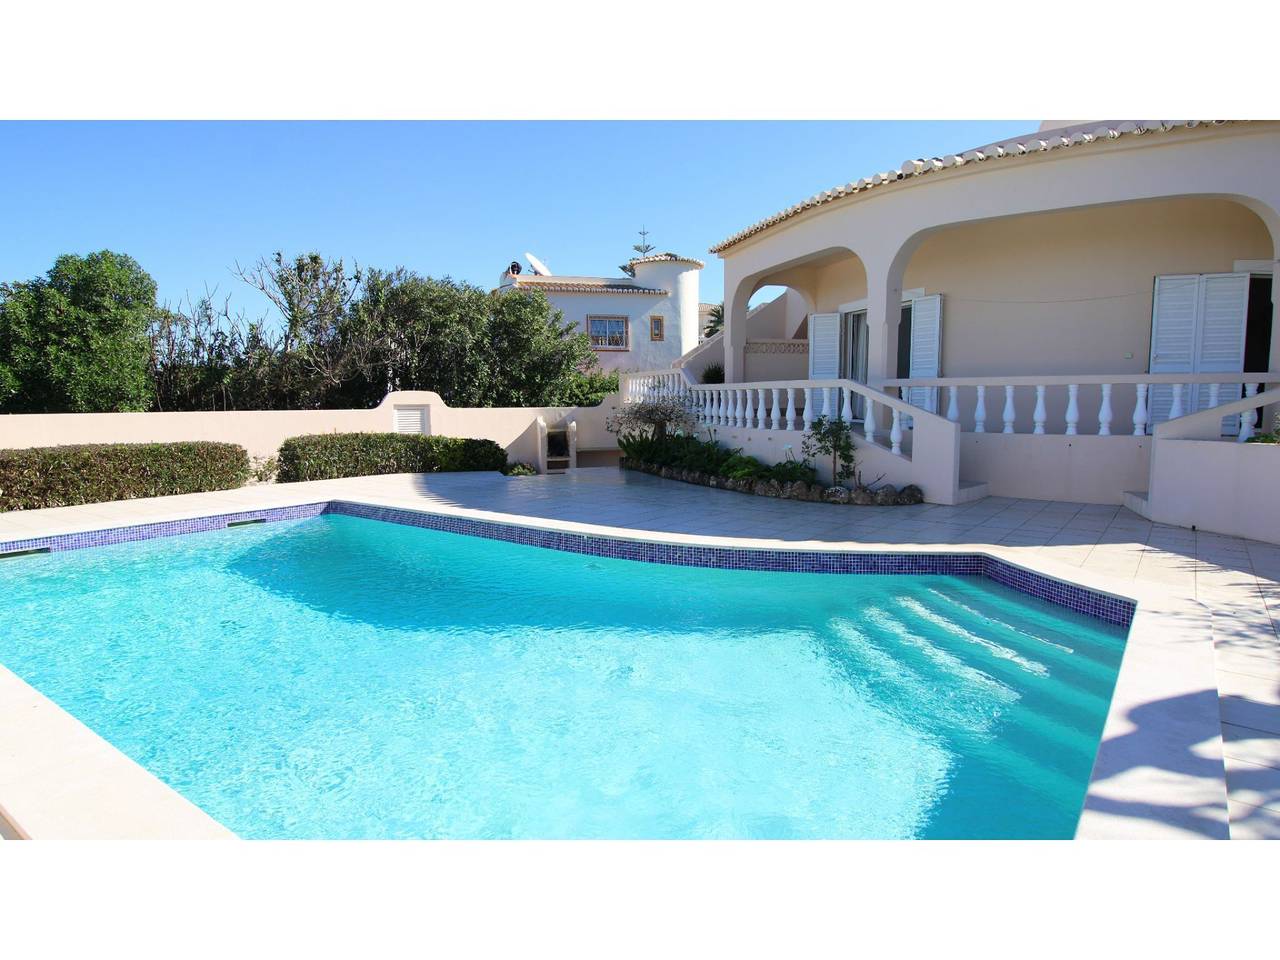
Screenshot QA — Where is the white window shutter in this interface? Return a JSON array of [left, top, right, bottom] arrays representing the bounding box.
[[1194, 272, 1248, 433], [1148, 273, 1248, 432], [906, 294, 942, 414], [808, 313, 841, 379], [1148, 275, 1199, 426]]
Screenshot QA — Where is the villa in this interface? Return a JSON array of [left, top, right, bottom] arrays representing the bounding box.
[[623, 120, 1279, 543], [498, 252, 706, 372]]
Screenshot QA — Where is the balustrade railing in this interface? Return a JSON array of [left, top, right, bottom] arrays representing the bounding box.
[[618, 369, 941, 459], [882, 373, 1273, 442]]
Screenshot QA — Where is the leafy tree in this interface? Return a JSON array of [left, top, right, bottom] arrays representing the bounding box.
[[802, 415, 858, 485], [0, 250, 157, 412]]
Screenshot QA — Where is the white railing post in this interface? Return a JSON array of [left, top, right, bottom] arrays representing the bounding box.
[[1239, 383, 1259, 442], [757, 388, 768, 429], [786, 387, 797, 430], [973, 385, 986, 434], [735, 389, 745, 428], [1065, 384, 1079, 436], [864, 400, 876, 442], [841, 385, 854, 423], [1033, 384, 1047, 435], [1133, 383, 1148, 436], [1098, 384, 1113, 436], [771, 388, 783, 430], [802, 388, 814, 432], [745, 389, 757, 430], [704, 390, 713, 425], [822, 387, 834, 420], [1208, 383, 1220, 408], [1169, 383, 1185, 420], [1002, 385, 1016, 434], [946, 385, 959, 424], [890, 408, 903, 455]]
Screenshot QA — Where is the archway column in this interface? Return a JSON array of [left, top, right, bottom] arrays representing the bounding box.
[[863, 252, 906, 388]]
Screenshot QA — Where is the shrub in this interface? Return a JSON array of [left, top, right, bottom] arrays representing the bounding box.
[[802, 415, 858, 485], [503, 461, 538, 477], [0, 441, 250, 511], [607, 397, 697, 441], [700, 363, 725, 385], [276, 432, 507, 482]]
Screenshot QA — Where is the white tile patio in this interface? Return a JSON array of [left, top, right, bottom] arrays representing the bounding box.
[[2, 467, 1277, 839]]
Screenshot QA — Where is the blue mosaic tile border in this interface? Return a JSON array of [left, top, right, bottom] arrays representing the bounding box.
[[0, 502, 328, 556], [326, 500, 1135, 627], [0, 498, 1135, 628]]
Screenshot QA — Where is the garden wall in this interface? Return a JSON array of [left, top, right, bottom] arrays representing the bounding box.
[[0, 391, 620, 466]]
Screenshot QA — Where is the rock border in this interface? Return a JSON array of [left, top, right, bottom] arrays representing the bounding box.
[[621, 459, 924, 506]]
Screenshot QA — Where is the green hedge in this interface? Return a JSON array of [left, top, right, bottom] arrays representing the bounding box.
[[0, 441, 251, 512], [276, 433, 508, 483]]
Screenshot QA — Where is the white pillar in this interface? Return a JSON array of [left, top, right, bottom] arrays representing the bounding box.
[[772, 388, 783, 430], [841, 386, 854, 423], [946, 386, 959, 424], [1133, 383, 1148, 436], [864, 400, 876, 442], [786, 387, 797, 430], [757, 388, 768, 429], [822, 387, 834, 420], [1002, 385, 1016, 434], [1169, 383, 1185, 420], [890, 408, 903, 455], [1098, 384, 1113, 436], [744, 389, 755, 430], [973, 385, 986, 434], [1239, 383, 1259, 441], [1033, 385, 1047, 435], [1065, 384, 1079, 436], [802, 387, 814, 431]]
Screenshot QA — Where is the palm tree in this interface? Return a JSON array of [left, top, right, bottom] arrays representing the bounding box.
[[704, 302, 724, 338]]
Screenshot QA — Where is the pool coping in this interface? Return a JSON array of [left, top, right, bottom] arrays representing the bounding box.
[[0, 484, 1228, 840]]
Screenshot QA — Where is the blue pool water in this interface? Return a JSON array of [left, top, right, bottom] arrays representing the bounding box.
[[0, 515, 1127, 839]]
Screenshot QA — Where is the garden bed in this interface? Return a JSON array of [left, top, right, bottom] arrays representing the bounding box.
[[621, 458, 923, 506]]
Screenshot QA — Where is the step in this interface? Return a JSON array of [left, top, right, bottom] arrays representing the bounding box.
[[955, 479, 990, 503]]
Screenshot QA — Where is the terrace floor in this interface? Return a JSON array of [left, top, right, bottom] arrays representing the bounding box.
[[2, 467, 1278, 839]]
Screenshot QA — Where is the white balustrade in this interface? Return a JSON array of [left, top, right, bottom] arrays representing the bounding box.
[[771, 388, 783, 430], [1033, 385, 1047, 435], [946, 386, 959, 424], [786, 388, 798, 430], [1098, 384, 1112, 435], [802, 388, 814, 432], [822, 387, 834, 420], [863, 401, 876, 442], [1169, 383, 1185, 420], [704, 390, 713, 424], [841, 386, 854, 423], [1002, 385, 1016, 434], [743, 389, 755, 430], [973, 385, 986, 433], [1064, 384, 1079, 436], [757, 388, 768, 429], [890, 408, 903, 455], [1133, 384, 1148, 436], [1208, 383, 1220, 408]]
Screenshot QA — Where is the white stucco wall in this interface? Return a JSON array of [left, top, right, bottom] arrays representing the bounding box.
[[1147, 439, 1279, 542], [0, 392, 620, 466]]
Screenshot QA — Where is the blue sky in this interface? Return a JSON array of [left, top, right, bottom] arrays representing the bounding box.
[[0, 121, 1032, 313]]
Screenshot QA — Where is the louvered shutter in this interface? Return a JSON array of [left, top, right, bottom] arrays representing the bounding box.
[[393, 406, 428, 434], [1148, 275, 1200, 427], [1193, 273, 1248, 434], [906, 294, 942, 415], [808, 313, 841, 379]]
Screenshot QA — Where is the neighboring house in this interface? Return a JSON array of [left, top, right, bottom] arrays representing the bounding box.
[[498, 253, 703, 373], [622, 120, 1280, 542]]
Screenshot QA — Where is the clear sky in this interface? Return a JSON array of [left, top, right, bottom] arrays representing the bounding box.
[[0, 121, 1033, 314]]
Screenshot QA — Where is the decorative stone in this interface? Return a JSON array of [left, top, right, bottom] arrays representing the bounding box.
[[896, 484, 924, 505], [805, 482, 826, 502], [781, 480, 805, 499], [850, 485, 874, 505], [873, 484, 899, 505], [822, 486, 850, 504], [660, 467, 675, 479], [754, 479, 782, 498]]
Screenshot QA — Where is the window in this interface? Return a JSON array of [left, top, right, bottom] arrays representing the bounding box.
[[649, 315, 665, 341], [587, 315, 628, 350]]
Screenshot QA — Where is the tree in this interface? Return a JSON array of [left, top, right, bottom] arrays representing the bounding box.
[[340, 272, 599, 408], [619, 226, 656, 277], [704, 302, 724, 338], [802, 415, 858, 485], [0, 250, 157, 412]]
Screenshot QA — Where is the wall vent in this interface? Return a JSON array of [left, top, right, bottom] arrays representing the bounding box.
[[393, 406, 428, 435]]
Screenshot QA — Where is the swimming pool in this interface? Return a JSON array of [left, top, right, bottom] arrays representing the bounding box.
[[0, 510, 1128, 839]]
